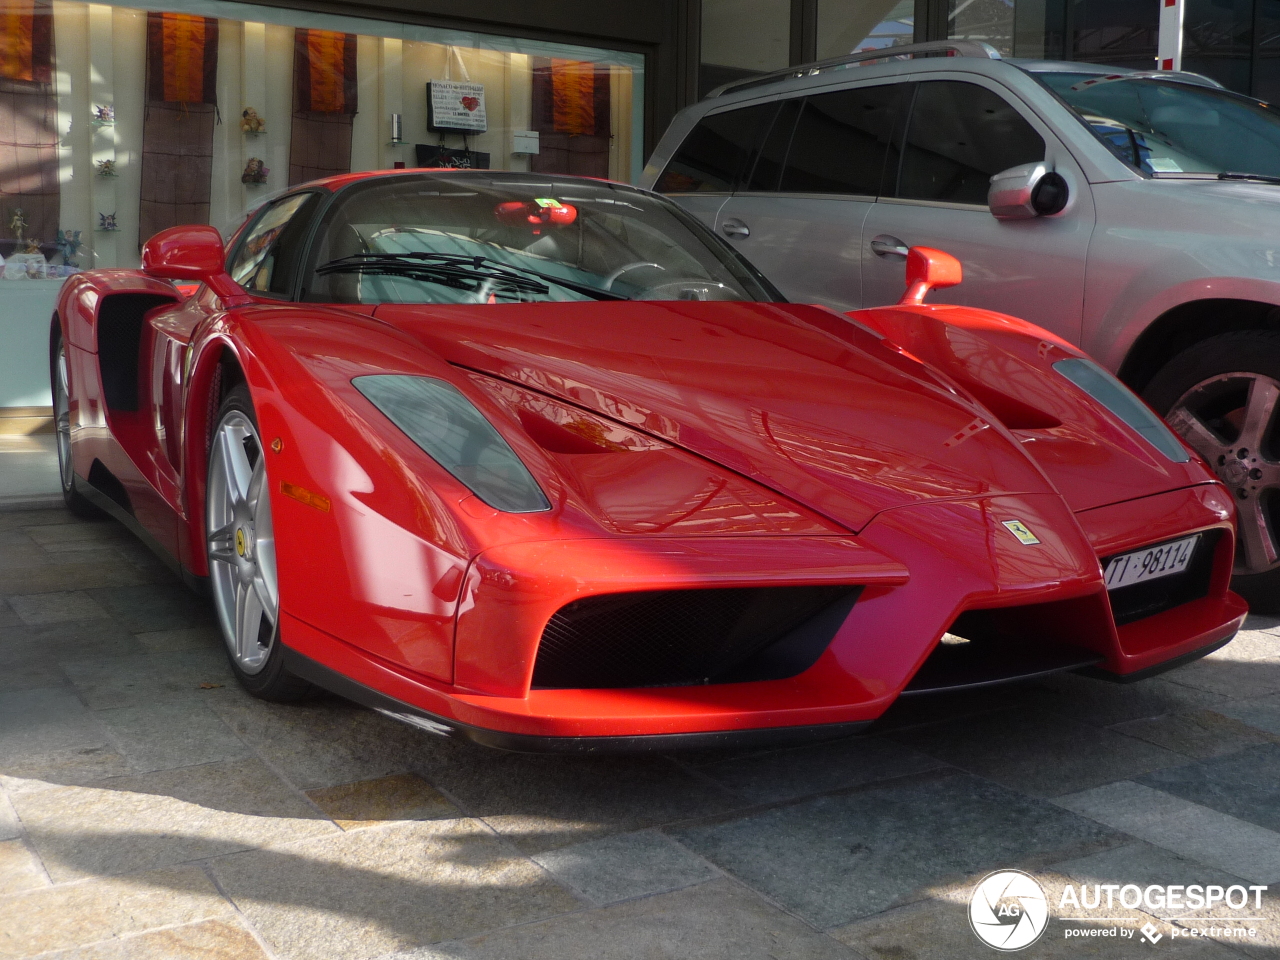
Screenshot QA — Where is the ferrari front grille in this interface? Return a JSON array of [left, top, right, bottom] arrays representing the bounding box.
[[532, 585, 860, 689], [1103, 529, 1222, 626]]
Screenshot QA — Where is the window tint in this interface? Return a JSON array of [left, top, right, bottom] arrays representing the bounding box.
[[655, 103, 777, 193], [743, 98, 801, 191], [897, 81, 1045, 204], [780, 83, 902, 195], [228, 193, 319, 296]]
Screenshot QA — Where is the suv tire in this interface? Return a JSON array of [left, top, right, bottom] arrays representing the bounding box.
[[1145, 330, 1280, 613]]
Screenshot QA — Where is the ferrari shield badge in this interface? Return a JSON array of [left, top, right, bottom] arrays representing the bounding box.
[[1002, 520, 1041, 545]]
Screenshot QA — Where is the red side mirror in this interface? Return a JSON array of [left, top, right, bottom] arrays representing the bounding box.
[[142, 225, 245, 302], [898, 246, 963, 306]]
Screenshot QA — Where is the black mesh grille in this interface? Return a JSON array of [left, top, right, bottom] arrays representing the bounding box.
[[532, 585, 857, 689], [1104, 529, 1222, 626]]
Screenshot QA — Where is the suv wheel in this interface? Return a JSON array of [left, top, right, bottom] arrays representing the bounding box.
[[1145, 330, 1280, 612]]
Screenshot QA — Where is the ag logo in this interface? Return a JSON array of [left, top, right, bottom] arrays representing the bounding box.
[[969, 870, 1049, 951]]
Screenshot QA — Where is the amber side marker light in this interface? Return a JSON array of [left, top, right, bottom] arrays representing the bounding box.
[[280, 481, 331, 513]]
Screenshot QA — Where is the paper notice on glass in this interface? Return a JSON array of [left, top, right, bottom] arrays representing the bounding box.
[[428, 81, 487, 133]]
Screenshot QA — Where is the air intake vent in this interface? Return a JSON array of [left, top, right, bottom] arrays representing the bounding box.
[[532, 585, 859, 689], [1104, 529, 1222, 625]]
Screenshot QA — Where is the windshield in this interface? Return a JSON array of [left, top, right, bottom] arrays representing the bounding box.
[[302, 172, 780, 305], [1032, 71, 1280, 179]]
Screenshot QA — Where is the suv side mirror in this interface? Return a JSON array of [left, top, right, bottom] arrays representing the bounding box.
[[988, 163, 1069, 220], [142, 225, 246, 302]]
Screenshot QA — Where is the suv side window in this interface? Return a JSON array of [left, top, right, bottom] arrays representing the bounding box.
[[655, 102, 778, 193], [896, 80, 1045, 205], [228, 192, 320, 296], [779, 83, 903, 196]]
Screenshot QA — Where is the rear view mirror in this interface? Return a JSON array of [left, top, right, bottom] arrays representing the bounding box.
[[899, 246, 963, 305], [988, 163, 1069, 220], [142, 225, 246, 302]]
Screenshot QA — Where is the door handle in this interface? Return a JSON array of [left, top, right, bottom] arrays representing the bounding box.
[[870, 235, 909, 259], [721, 218, 750, 240]]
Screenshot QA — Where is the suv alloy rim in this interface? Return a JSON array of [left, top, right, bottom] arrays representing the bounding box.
[[1167, 372, 1280, 575], [206, 410, 279, 673]]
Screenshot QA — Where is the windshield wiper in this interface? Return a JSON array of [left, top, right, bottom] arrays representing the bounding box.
[[317, 252, 626, 301], [317, 255, 549, 298], [1219, 172, 1280, 184]]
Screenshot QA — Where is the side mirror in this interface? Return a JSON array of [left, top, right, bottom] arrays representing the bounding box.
[[141, 225, 246, 302], [988, 163, 1069, 220], [899, 246, 962, 305]]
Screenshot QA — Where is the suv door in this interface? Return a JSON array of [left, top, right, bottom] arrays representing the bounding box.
[[860, 78, 1094, 343], [712, 83, 904, 310], [653, 102, 779, 235]]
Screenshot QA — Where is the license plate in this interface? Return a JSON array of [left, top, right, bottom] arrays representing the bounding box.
[[1104, 535, 1200, 590]]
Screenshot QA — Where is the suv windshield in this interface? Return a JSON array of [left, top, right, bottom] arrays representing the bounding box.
[[302, 172, 780, 305], [1031, 71, 1280, 180]]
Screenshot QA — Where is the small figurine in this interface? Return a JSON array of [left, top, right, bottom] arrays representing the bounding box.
[[55, 229, 83, 267], [98, 212, 118, 231], [93, 104, 115, 123], [9, 208, 26, 240], [96, 158, 116, 177], [22, 238, 41, 254], [240, 107, 266, 134], [241, 157, 269, 184]]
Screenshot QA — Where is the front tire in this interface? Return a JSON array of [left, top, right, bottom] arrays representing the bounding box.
[[206, 383, 311, 701], [1145, 330, 1280, 612], [49, 326, 101, 518]]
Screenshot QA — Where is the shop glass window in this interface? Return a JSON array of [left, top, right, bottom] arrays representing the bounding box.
[[896, 80, 1045, 205], [0, 1, 645, 315], [655, 103, 778, 193], [778, 83, 902, 196], [228, 192, 318, 295], [817, 0, 915, 59], [1182, 0, 1254, 95], [699, 0, 790, 98]]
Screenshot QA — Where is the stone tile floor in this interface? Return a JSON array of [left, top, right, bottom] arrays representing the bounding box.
[[0, 503, 1278, 959]]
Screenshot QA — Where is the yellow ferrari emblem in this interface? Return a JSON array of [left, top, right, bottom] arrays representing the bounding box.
[[235, 528, 246, 556], [1002, 520, 1041, 545]]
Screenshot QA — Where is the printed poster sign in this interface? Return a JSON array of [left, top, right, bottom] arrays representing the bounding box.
[[427, 80, 486, 133]]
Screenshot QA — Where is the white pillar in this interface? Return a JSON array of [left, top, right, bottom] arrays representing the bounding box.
[[1158, 0, 1184, 71], [87, 3, 116, 266]]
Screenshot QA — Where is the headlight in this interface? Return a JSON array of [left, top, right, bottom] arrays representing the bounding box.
[[353, 375, 551, 513], [1052, 358, 1190, 463]]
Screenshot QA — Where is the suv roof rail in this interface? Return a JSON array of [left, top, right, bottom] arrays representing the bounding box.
[[705, 40, 1003, 99]]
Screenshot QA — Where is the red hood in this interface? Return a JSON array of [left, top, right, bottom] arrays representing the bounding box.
[[372, 300, 1057, 531]]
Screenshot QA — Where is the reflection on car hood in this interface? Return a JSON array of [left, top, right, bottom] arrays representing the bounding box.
[[372, 300, 1055, 530]]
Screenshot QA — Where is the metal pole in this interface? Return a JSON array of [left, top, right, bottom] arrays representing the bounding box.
[[1158, 0, 1184, 70]]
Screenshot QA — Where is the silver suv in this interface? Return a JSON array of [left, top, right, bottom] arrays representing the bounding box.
[[640, 41, 1280, 609]]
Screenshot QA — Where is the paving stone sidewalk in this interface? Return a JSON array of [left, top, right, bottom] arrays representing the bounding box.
[[1, 504, 1279, 959]]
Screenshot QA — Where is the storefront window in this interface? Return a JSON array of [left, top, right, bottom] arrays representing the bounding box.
[[816, 0, 914, 59], [0, 0, 643, 274], [1070, 0, 1158, 70], [1183, 0, 1254, 93], [0, 0, 643, 409], [699, 0, 790, 96], [948, 0, 1015, 54]]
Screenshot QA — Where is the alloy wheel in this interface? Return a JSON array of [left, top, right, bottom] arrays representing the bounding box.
[[1166, 372, 1280, 575], [54, 343, 73, 492], [206, 410, 279, 674]]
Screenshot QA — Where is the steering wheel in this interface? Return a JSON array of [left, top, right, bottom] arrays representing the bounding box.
[[604, 261, 665, 291]]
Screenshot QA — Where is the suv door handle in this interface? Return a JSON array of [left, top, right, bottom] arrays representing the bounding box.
[[870, 235, 909, 259], [721, 218, 750, 240]]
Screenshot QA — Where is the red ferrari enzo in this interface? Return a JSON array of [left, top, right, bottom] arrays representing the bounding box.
[[50, 169, 1245, 751]]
